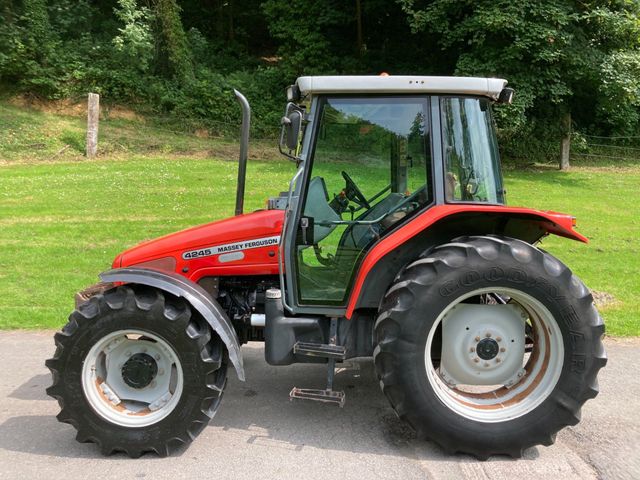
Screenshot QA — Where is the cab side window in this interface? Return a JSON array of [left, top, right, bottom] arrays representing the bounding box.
[[441, 97, 505, 204]]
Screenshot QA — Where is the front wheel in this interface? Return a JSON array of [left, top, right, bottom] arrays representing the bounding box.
[[374, 236, 606, 459], [46, 285, 227, 457]]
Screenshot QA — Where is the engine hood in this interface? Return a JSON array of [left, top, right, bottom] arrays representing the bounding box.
[[114, 210, 285, 276]]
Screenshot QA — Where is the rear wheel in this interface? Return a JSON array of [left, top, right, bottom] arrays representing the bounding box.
[[374, 236, 606, 459], [46, 285, 227, 457]]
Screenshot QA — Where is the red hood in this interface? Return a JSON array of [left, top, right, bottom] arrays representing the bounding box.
[[115, 209, 285, 268]]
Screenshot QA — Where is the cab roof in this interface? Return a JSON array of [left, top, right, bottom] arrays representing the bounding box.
[[295, 75, 508, 101]]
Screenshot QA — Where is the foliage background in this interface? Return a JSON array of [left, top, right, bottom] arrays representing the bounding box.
[[1, 0, 640, 157]]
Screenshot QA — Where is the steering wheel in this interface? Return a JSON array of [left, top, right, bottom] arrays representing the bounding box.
[[341, 171, 370, 209]]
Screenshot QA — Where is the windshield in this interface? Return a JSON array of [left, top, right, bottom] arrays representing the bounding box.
[[441, 98, 504, 204]]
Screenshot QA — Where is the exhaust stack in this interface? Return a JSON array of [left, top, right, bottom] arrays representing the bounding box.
[[233, 89, 251, 216]]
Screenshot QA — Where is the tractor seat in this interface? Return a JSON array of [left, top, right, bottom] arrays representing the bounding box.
[[305, 176, 341, 243]]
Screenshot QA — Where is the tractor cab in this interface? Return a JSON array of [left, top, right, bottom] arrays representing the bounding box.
[[277, 76, 511, 314]]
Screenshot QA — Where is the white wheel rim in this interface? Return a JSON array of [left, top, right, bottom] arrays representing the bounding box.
[[81, 329, 183, 428], [425, 287, 564, 423]]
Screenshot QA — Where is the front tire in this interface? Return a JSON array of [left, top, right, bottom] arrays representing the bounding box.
[[374, 236, 606, 459], [46, 285, 227, 457]]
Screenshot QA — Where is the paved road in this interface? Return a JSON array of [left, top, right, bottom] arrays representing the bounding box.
[[0, 331, 638, 480]]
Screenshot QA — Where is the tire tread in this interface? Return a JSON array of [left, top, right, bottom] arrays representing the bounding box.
[[373, 235, 606, 459], [45, 284, 227, 458]]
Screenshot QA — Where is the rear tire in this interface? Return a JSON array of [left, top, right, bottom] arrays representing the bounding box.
[[46, 285, 227, 458], [373, 236, 606, 459]]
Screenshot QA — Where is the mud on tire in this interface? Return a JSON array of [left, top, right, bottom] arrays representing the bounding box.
[[373, 235, 606, 459], [46, 285, 227, 458]]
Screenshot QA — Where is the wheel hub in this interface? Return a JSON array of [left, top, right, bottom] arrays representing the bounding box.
[[439, 303, 526, 386], [476, 338, 499, 360], [121, 353, 158, 389], [81, 329, 184, 427]]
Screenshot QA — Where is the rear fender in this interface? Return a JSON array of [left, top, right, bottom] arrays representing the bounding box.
[[346, 205, 587, 318], [100, 267, 245, 381]]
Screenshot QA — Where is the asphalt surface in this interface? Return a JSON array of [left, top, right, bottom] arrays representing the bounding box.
[[0, 331, 638, 480]]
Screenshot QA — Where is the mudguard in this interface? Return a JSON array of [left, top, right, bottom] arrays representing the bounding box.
[[100, 267, 245, 381], [345, 204, 588, 318]]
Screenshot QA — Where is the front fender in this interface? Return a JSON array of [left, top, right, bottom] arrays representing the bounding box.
[[100, 267, 245, 381]]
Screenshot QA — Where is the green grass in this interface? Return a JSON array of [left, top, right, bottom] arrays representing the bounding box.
[[0, 100, 280, 164], [0, 102, 638, 336], [0, 155, 294, 329], [503, 166, 640, 336]]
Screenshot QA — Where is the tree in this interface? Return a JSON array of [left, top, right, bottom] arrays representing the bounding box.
[[21, 0, 53, 61], [0, 0, 60, 94], [398, 0, 640, 164], [113, 0, 154, 72], [154, 0, 193, 81], [262, 0, 353, 77]]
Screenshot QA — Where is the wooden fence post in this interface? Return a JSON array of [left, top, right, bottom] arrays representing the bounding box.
[[560, 112, 571, 170], [86, 93, 100, 159]]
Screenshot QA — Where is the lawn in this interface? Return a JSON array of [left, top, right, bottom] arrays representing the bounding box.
[[502, 166, 639, 336], [0, 102, 638, 335]]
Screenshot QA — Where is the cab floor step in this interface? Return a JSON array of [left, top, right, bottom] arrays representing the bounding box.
[[290, 387, 345, 407], [293, 341, 346, 359]]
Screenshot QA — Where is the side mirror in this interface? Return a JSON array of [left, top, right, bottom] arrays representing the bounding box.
[[279, 103, 304, 160], [283, 110, 302, 150]]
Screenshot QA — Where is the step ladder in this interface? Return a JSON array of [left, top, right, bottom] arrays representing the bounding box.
[[289, 318, 346, 407]]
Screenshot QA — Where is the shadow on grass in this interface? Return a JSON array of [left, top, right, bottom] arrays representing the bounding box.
[[59, 130, 86, 154]]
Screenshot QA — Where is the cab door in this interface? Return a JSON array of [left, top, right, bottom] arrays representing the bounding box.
[[283, 96, 434, 314]]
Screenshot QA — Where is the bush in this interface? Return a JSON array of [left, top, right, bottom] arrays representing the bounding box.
[[148, 66, 287, 137]]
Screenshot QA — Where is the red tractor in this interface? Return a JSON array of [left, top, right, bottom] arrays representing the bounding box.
[[46, 75, 606, 459]]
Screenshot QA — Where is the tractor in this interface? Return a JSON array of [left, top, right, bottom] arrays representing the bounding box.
[[46, 75, 606, 459]]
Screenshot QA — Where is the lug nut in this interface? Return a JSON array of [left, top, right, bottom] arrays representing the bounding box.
[[469, 347, 475, 352], [496, 336, 502, 342], [484, 362, 490, 367], [485, 332, 492, 338], [155, 354, 161, 361], [496, 358, 501, 363], [473, 358, 479, 363], [125, 351, 132, 357], [475, 336, 481, 342], [500, 347, 506, 352]]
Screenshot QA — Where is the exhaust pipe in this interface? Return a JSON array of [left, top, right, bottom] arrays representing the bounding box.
[[233, 89, 251, 216]]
